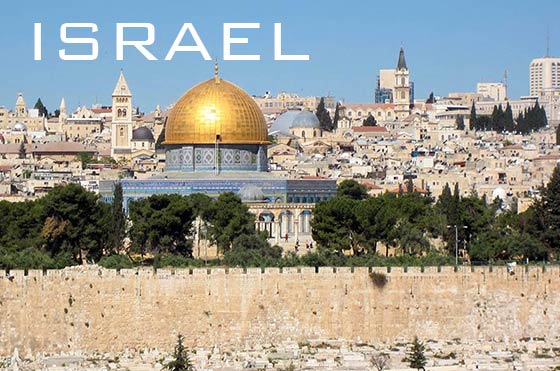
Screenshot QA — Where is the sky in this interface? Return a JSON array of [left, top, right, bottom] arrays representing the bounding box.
[[0, 0, 558, 114]]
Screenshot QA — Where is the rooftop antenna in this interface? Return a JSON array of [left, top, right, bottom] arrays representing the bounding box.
[[546, 27, 550, 57], [502, 69, 508, 99]]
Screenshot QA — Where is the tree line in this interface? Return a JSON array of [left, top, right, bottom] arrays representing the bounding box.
[[2, 166, 560, 269], [311, 176, 559, 263], [469, 101, 547, 134]]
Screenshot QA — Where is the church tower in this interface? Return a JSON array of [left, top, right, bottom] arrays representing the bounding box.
[[394, 47, 411, 120], [15, 92, 27, 117], [111, 70, 133, 159], [59, 98, 68, 124]]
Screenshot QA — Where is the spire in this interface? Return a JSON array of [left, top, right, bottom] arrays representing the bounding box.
[[60, 97, 66, 112], [397, 47, 407, 70], [112, 69, 132, 97]]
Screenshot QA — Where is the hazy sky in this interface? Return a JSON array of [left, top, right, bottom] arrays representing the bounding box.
[[0, 0, 558, 113]]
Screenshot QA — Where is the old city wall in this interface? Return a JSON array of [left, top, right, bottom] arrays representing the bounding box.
[[0, 265, 558, 356]]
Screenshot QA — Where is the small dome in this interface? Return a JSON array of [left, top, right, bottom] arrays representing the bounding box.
[[270, 110, 320, 134], [291, 110, 320, 128], [12, 122, 27, 132], [238, 185, 265, 202], [132, 126, 154, 141]]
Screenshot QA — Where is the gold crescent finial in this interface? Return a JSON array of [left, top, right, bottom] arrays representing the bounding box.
[[214, 59, 219, 82]]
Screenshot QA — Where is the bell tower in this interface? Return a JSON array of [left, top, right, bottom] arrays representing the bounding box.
[[394, 47, 411, 120], [111, 70, 133, 159]]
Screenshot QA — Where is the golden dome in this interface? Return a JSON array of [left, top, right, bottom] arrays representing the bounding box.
[[165, 77, 268, 145]]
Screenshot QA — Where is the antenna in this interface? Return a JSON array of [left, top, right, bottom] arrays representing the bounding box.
[[503, 69, 508, 99], [546, 27, 550, 57]]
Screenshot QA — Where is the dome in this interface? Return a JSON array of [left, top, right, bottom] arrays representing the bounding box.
[[165, 77, 268, 145], [238, 184, 265, 202], [270, 110, 320, 134], [132, 126, 154, 141], [12, 122, 27, 132], [270, 110, 301, 134], [291, 110, 320, 128]]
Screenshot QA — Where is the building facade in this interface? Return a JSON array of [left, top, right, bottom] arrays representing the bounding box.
[[529, 56, 560, 96]]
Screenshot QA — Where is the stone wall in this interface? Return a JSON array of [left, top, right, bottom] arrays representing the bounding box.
[[0, 265, 558, 357]]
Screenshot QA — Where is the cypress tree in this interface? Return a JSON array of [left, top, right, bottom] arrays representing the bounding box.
[[455, 115, 465, 130], [163, 334, 194, 371], [491, 105, 499, 132], [18, 142, 26, 159], [110, 183, 126, 253], [156, 125, 166, 150], [504, 102, 514, 132], [469, 102, 477, 131], [538, 164, 560, 250], [315, 97, 333, 132], [34, 98, 48, 118], [333, 102, 341, 130], [404, 336, 427, 370], [556, 125, 560, 146]]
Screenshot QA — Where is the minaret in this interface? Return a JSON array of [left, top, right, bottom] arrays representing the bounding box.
[[111, 70, 133, 159], [15, 92, 27, 117], [394, 47, 411, 120]]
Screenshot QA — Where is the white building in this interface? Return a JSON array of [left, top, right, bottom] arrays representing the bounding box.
[[477, 82, 506, 101], [529, 57, 560, 96]]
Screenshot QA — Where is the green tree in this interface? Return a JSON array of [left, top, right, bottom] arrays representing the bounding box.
[[39, 184, 111, 263], [34, 98, 48, 118], [504, 102, 515, 132], [18, 142, 26, 159], [77, 153, 94, 169], [129, 194, 196, 256], [455, 115, 465, 130], [315, 97, 333, 131], [311, 196, 363, 255], [163, 334, 194, 371], [426, 92, 435, 104], [206, 192, 255, 253], [556, 125, 560, 146], [332, 102, 341, 130], [337, 179, 368, 200], [109, 183, 126, 254], [533, 164, 560, 251], [469, 102, 477, 131], [156, 125, 166, 150], [363, 114, 377, 127], [403, 336, 427, 370]]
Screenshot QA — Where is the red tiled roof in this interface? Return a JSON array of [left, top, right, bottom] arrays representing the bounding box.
[[352, 126, 389, 133], [344, 103, 395, 110], [91, 108, 112, 114], [533, 154, 560, 161]]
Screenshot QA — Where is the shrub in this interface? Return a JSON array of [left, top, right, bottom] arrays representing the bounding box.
[[369, 271, 388, 288], [98, 254, 135, 269]]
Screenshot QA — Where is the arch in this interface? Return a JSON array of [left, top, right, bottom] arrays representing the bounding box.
[[257, 211, 275, 238], [118, 109, 122, 117], [298, 210, 313, 234], [279, 210, 294, 236]]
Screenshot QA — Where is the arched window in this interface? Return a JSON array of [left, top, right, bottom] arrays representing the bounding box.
[[120, 127, 124, 136], [401, 77, 405, 86], [118, 109, 122, 117], [123, 109, 127, 117], [301, 130, 306, 138], [401, 91, 405, 99], [313, 130, 317, 137]]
